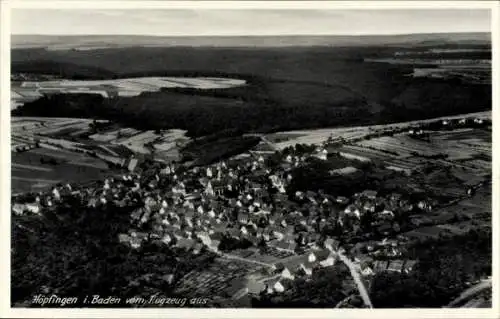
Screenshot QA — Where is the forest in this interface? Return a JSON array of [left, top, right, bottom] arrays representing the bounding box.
[[12, 45, 492, 139], [11, 200, 217, 307]]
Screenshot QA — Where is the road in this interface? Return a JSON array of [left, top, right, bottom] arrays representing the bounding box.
[[446, 278, 492, 308], [334, 294, 354, 308], [337, 251, 374, 309], [257, 110, 491, 150], [218, 251, 274, 268], [218, 247, 374, 308]]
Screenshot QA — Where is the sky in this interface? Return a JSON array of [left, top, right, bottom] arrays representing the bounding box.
[[11, 9, 491, 36]]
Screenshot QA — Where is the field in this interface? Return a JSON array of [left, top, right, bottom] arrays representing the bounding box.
[[11, 148, 112, 193], [365, 47, 491, 85], [10, 117, 139, 193], [351, 128, 491, 175], [174, 258, 262, 298], [12, 76, 246, 100], [403, 183, 491, 243], [266, 111, 491, 150], [11, 42, 491, 138]]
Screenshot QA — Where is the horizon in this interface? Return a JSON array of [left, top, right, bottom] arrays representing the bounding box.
[[12, 31, 491, 37], [11, 9, 491, 36]]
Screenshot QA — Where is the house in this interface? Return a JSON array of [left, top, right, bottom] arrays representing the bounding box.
[[176, 238, 195, 251], [12, 203, 25, 215], [247, 221, 258, 232], [209, 239, 221, 251], [319, 252, 337, 268], [269, 227, 284, 240], [246, 278, 266, 295], [339, 151, 371, 163], [238, 212, 249, 223], [25, 203, 41, 214], [262, 230, 273, 241], [207, 209, 217, 218], [281, 267, 295, 280], [336, 196, 350, 205], [361, 190, 378, 199], [363, 201, 376, 213], [129, 237, 142, 249], [344, 205, 361, 219], [386, 260, 406, 272], [52, 188, 61, 201], [308, 249, 331, 263], [161, 274, 175, 285], [274, 240, 297, 253], [380, 210, 394, 219], [196, 205, 205, 215], [127, 158, 139, 172], [330, 166, 358, 176], [324, 238, 340, 251], [118, 233, 130, 244], [361, 265, 374, 276], [299, 262, 314, 276], [313, 148, 328, 160], [193, 242, 205, 255], [161, 234, 173, 245], [240, 226, 249, 236], [267, 278, 293, 294], [403, 260, 418, 273]]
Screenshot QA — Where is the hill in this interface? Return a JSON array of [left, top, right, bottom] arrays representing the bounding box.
[[11, 40, 492, 138], [11, 33, 491, 49]]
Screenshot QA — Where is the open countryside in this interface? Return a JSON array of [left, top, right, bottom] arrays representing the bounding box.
[[9, 9, 493, 311], [11, 76, 246, 108]]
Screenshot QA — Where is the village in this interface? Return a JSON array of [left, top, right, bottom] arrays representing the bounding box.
[[11, 112, 492, 307]]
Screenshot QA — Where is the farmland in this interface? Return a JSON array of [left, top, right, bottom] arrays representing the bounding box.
[[12, 76, 247, 100], [174, 257, 262, 298], [267, 111, 490, 149], [11, 41, 491, 138], [283, 112, 491, 204], [11, 148, 110, 194], [364, 46, 491, 84], [10, 116, 193, 193], [402, 183, 491, 243]]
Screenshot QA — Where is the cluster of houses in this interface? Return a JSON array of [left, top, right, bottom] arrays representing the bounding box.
[[12, 142, 430, 255], [89, 146, 430, 258], [12, 142, 425, 303]]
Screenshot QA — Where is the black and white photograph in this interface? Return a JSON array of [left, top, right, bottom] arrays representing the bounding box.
[[1, 0, 498, 317]]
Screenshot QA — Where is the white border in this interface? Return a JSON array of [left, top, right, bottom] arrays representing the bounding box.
[[1, 1, 499, 318]]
